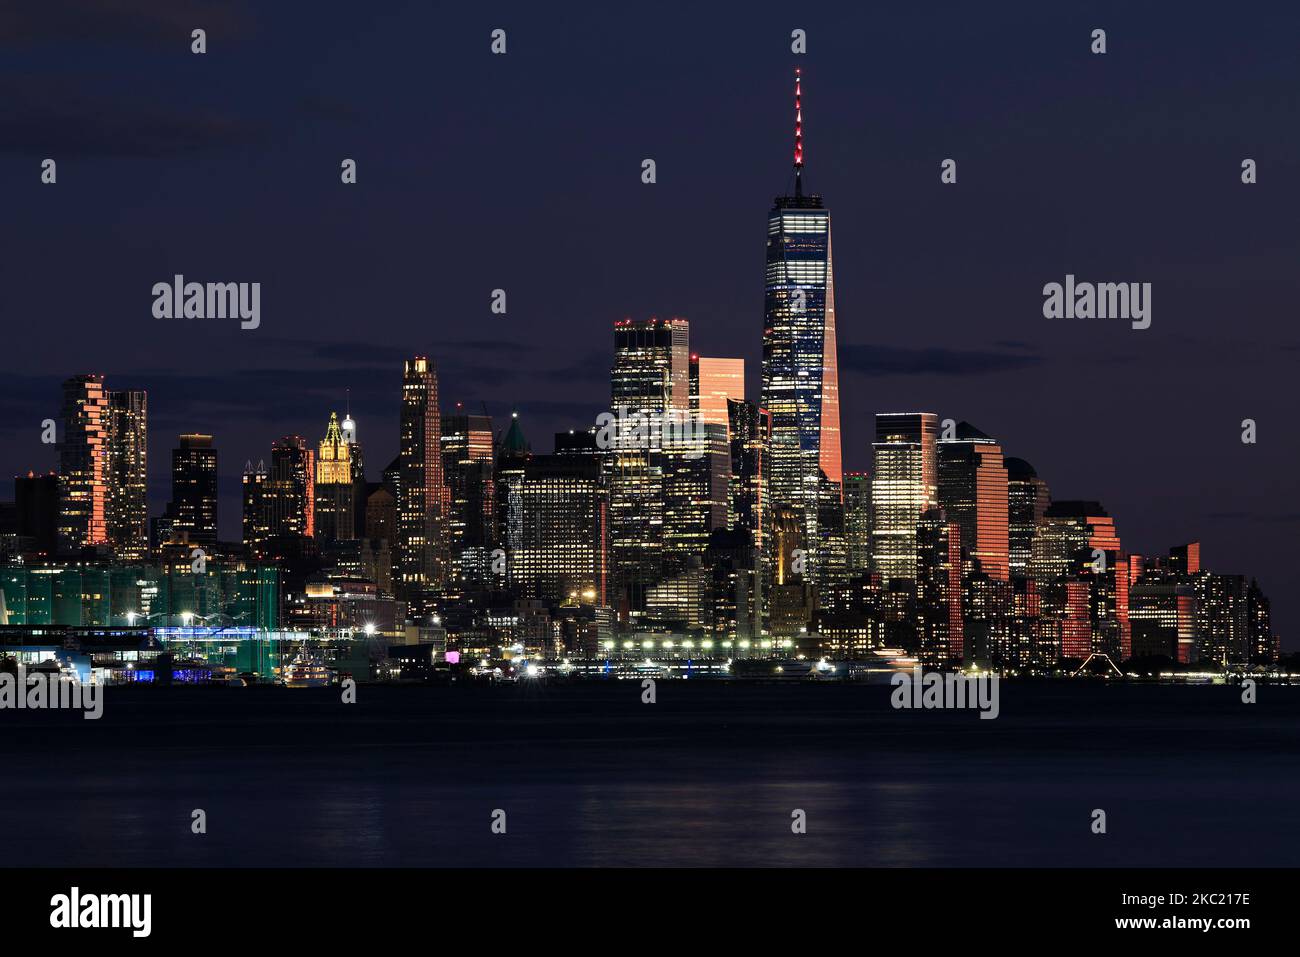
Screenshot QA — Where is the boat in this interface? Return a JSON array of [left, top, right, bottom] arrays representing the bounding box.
[[284, 648, 332, 688]]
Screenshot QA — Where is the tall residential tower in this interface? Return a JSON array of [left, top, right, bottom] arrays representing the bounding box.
[[56, 374, 109, 552], [105, 389, 148, 559]]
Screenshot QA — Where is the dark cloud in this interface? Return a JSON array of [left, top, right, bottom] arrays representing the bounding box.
[[534, 351, 612, 385], [839, 343, 1044, 377], [501, 399, 605, 426], [301, 335, 525, 366]]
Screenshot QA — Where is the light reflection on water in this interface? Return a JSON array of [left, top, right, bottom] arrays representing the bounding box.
[[3, 683, 1299, 867]]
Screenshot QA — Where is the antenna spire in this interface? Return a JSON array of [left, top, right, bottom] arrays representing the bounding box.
[[793, 67, 804, 197]]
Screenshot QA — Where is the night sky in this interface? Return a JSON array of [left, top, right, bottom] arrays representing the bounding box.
[[2, 2, 1297, 643]]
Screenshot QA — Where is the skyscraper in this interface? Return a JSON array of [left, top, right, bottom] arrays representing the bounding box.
[[612, 317, 690, 414], [843, 471, 871, 575], [1030, 501, 1120, 585], [1169, 542, 1201, 575], [315, 412, 355, 543], [704, 527, 761, 641], [1030, 500, 1128, 662], [242, 460, 271, 554], [269, 435, 316, 539], [105, 389, 148, 560], [1247, 579, 1276, 664], [363, 483, 397, 594], [397, 356, 447, 604], [727, 398, 769, 554], [917, 508, 964, 666], [1129, 580, 1196, 662], [1006, 457, 1050, 579], [661, 422, 730, 571], [870, 413, 938, 585], [441, 408, 496, 596], [607, 319, 689, 622], [937, 422, 1009, 582], [1195, 573, 1252, 667], [57, 374, 109, 552], [502, 454, 608, 606], [689, 356, 745, 435], [761, 67, 842, 581], [168, 434, 218, 549]]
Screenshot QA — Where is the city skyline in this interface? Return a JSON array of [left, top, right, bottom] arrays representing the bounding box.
[[2, 3, 1296, 643], [6, 3, 1300, 919], [2, 325, 1280, 666]]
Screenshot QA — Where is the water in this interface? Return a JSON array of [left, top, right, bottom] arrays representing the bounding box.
[[2, 681, 1297, 867]]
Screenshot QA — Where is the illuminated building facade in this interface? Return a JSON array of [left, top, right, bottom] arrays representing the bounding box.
[[1029, 501, 1120, 586], [315, 412, 355, 544], [441, 410, 496, 597], [761, 68, 842, 583], [962, 564, 1013, 665], [705, 527, 760, 640], [1129, 581, 1196, 662], [168, 434, 218, 549], [502, 455, 607, 607], [1169, 541, 1201, 575], [397, 356, 448, 603], [1090, 558, 1130, 662], [937, 423, 1009, 581], [661, 422, 729, 573], [1006, 457, 1049, 579], [870, 412, 938, 585], [916, 508, 963, 666], [106, 389, 148, 560], [690, 356, 745, 435], [605, 442, 665, 624], [241, 461, 270, 553], [0, 559, 278, 632], [1030, 501, 1127, 661], [266, 435, 315, 540], [57, 374, 109, 552], [1059, 579, 1092, 660], [612, 317, 689, 414], [1194, 573, 1252, 667], [1247, 579, 1276, 664], [843, 471, 871, 575], [608, 319, 688, 621], [645, 562, 710, 631], [727, 399, 769, 557]]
